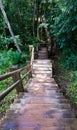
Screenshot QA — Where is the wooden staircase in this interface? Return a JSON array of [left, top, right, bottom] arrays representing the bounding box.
[[0, 46, 77, 130]]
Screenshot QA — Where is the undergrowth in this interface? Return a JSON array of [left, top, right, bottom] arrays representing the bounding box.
[[66, 71, 77, 107], [0, 49, 29, 118], [54, 56, 77, 117]]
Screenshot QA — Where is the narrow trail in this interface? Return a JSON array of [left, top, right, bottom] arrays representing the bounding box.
[[0, 46, 77, 130]]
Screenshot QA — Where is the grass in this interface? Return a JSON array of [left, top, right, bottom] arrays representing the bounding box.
[[0, 90, 17, 113], [0, 77, 17, 119]]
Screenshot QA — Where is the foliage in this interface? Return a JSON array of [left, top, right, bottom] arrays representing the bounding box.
[[54, 56, 77, 115], [0, 0, 36, 50], [0, 90, 17, 113], [0, 49, 24, 75], [0, 49, 25, 114], [38, 23, 49, 29], [42, 0, 77, 69], [0, 35, 5, 49], [59, 53, 77, 70], [67, 81, 77, 106]]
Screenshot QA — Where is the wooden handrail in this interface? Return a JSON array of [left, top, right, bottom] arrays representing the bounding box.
[[0, 65, 30, 81], [0, 64, 32, 101], [0, 45, 34, 101], [0, 69, 32, 101], [0, 80, 20, 101]]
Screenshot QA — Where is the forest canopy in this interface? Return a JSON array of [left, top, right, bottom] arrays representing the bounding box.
[[0, 0, 77, 69]]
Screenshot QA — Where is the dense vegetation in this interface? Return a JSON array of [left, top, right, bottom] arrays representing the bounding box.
[[0, 0, 77, 116], [44, 0, 77, 114]]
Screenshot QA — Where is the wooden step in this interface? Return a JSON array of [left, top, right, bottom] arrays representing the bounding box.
[[33, 70, 52, 74], [33, 67, 52, 71], [34, 60, 51, 64], [34, 60, 51, 63], [33, 73, 52, 78], [33, 65, 52, 68], [33, 63, 52, 66], [0, 47, 77, 130]]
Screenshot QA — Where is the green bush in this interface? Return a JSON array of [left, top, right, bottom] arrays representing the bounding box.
[[7, 49, 22, 64], [48, 0, 77, 70], [0, 35, 6, 50], [58, 51, 77, 70], [66, 82, 77, 105], [66, 71, 77, 106], [64, 54, 77, 70], [0, 49, 24, 74]]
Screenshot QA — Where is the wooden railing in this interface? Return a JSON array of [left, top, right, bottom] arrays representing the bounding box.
[[0, 45, 34, 101], [29, 45, 34, 66]]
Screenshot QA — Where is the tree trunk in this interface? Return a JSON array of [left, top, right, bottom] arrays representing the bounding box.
[[0, 0, 22, 55], [33, 0, 36, 37], [36, 0, 39, 38]]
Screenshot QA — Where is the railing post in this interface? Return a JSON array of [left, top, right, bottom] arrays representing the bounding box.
[[26, 61, 32, 79], [36, 42, 40, 52], [10, 65, 24, 94], [29, 45, 33, 60]]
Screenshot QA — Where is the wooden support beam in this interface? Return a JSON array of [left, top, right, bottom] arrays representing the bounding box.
[[26, 61, 32, 79], [10, 65, 24, 94], [29, 45, 33, 60], [29, 45, 34, 66]]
